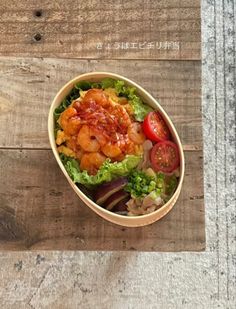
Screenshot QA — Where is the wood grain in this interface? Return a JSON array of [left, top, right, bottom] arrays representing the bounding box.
[[0, 57, 202, 150], [0, 149, 205, 251], [0, 0, 200, 60], [0, 1, 203, 252]]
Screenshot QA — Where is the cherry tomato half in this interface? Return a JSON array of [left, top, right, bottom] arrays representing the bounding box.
[[142, 111, 170, 142], [150, 141, 180, 173]]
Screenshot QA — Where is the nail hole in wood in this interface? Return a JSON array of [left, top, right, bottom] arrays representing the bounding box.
[[34, 10, 43, 17], [33, 33, 42, 42]]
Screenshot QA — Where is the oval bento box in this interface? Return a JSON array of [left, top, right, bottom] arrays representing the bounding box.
[[48, 72, 185, 227]]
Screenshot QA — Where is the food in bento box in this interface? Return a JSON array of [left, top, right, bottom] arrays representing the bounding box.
[[54, 78, 180, 216]]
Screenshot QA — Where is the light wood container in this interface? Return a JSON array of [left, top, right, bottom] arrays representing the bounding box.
[[48, 72, 185, 227]]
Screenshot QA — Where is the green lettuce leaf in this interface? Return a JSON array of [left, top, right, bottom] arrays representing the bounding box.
[[75, 80, 101, 90], [128, 94, 153, 122], [60, 154, 142, 187], [54, 98, 70, 122], [101, 78, 115, 89], [114, 80, 153, 121]]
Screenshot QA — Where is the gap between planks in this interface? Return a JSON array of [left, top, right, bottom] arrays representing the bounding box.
[[0, 55, 201, 62]]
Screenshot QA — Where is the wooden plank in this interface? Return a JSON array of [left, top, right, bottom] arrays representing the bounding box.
[[0, 149, 205, 251], [0, 57, 202, 149], [0, 0, 200, 60], [0, 0, 200, 10]]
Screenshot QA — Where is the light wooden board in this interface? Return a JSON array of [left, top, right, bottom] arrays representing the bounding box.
[[0, 0, 200, 60], [0, 57, 202, 150], [0, 150, 204, 251]]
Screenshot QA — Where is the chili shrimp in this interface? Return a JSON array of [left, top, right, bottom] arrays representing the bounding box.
[[59, 106, 81, 135], [66, 136, 84, 160], [83, 89, 109, 107], [77, 125, 106, 152], [112, 153, 126, 162], [80, 152, 106, 175], [101, 142, 122, 158], [128, 122, 146, 145], [102, 134, 137, 158], [109, 104, 132, 130]]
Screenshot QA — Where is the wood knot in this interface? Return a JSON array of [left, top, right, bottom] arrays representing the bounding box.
[[34, 9, 43, 17], [33, 33, 42, 42]]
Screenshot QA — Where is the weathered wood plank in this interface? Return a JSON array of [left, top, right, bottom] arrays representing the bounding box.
[[0, 57, 202, 149], [0, 149, 205, 251], [0, 0, 200, 10], [0, 0, 200, 60]]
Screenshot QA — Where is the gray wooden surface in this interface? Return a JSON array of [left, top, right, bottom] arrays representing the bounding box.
[[0, 0, 235, 308], [0, 0, 200, 60]]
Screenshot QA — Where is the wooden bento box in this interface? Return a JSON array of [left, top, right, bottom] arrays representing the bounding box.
[[48, 72, 185, 227]]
